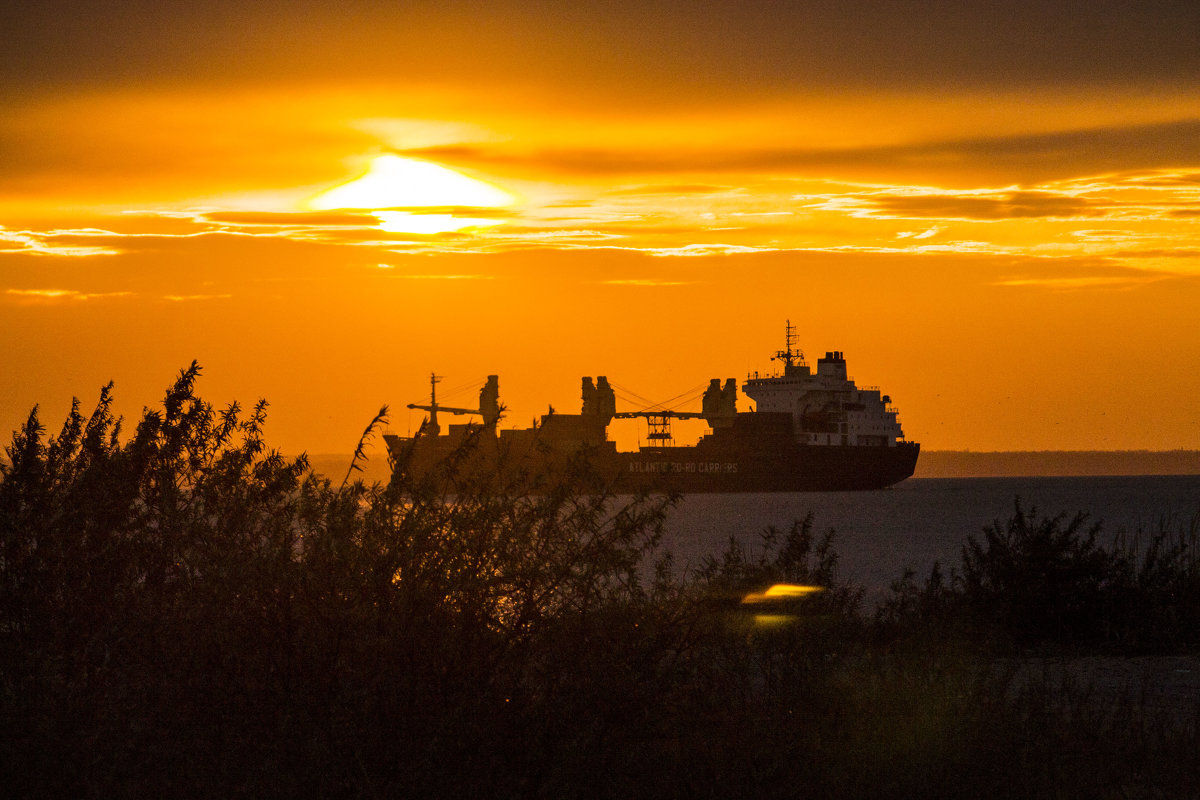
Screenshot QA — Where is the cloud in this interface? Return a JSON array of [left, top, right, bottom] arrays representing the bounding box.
[[600, 278, 692, 286], [162, 293, 233, 301], [4, 288, 133, 302], [806, 169, 1200, 226], [642, 243, 776, 258], [5, 1, 1199, 100], [604, 184, 732, 196], [896, 226, 941, 240], [1, 213, 518, 253], [991, 261, 1189, 291], [860, 191, 1102, 221], [404, 119, 1200, 185], [202, 211, 382, 227], [1112, 171, 1200, 188], [816, 241, 999, 256], [1071, 229, 1135, 241], [993, 276, 1157, 290], [1111, 248, 1200, 260], [389, 274, 494, 280], [0, 227, 123, 257]]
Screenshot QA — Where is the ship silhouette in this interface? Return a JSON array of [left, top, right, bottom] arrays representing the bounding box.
[[384, 321, 919, 492]]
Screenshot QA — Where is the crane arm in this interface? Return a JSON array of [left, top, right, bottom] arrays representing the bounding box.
[[407, 403, 480, 416], [612, 410, 705, 420]]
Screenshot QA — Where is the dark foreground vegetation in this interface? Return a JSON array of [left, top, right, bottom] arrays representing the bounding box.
[[3, 366, 1199, 799]]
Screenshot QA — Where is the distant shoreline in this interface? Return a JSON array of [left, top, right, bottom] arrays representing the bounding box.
[[914, 450, 1200, 479], [307, 450, 1200, 483]]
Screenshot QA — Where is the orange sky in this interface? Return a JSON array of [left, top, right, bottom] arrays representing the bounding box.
[[2, 1, 1199, 454]]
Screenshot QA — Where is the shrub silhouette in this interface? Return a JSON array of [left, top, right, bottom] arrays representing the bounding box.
[[0, 365, 680, 798], [958, 501, 1124, 646], [957, 500, 1200, 651], [1109, 511, 1200, 651]]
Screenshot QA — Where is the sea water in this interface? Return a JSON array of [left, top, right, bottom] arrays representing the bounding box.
[[658, 475, 1200, 600]]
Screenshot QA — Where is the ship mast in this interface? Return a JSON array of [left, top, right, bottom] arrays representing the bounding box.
[[771, 319, 804, 371], [411, 372, 442, 436]]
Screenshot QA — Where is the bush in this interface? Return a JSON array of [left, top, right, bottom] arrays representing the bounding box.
[[1110, 511, 1200, 651], [0, 365, 680, 798], [954, 499, 1200, 652], [958, 500, 1126, 647]]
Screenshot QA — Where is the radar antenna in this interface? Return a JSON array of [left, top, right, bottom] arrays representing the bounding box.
[[771, 319, 804, 368]]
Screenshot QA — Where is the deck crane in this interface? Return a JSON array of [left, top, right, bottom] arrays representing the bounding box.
[[408, 373, 501, 436], [611, 378, 736, 446], [612, 409, 704, 447]]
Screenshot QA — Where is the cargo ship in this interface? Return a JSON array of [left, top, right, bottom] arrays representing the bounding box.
[[383, 322, 919, 493]]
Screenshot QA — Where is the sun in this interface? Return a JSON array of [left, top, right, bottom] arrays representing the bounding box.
[[308, 155, 515, 233]]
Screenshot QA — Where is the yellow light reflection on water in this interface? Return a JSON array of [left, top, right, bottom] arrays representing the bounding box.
[[741, 583, 824, 604]]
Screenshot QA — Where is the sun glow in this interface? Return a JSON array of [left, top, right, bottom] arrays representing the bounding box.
[[309, 155, 514, 234], [374, 211, 505, 235]]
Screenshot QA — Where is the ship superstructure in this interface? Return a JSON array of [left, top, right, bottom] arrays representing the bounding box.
[[742, 320, 906, 448]]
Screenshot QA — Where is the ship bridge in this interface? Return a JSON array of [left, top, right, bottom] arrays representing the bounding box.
[[743, 322, 906, 447]]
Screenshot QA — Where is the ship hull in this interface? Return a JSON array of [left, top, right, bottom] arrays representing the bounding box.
[[384, 426, 919, 494], [614, 441, 920, 493]]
